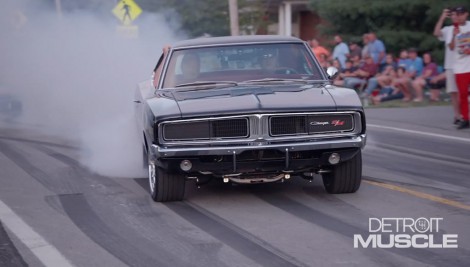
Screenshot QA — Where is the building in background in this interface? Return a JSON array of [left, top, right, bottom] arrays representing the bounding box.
[[258, 0, 320, 41]]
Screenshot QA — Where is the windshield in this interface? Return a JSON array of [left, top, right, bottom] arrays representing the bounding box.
[[162, 43, 324, 88]]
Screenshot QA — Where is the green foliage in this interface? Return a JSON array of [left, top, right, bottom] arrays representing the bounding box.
[[139, 0, 268, 38], [309, 0, 464, 65]]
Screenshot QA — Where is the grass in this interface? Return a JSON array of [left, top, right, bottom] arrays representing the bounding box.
[[363, 89, 452, 109], [365, 98, 451, 108]]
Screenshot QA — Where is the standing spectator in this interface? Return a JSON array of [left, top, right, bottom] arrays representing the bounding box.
[[434, 7, 463, 125], [348, 41, 362, 60], [448, 6, 470, 129], [410, 52, 439, 102], [368, 32, 386, 68], [332, 35, 350, 69], [361, 34, 370, 59], [310, 39, 330, 61]]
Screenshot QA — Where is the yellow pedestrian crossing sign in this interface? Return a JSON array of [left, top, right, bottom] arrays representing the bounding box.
[[112, 0, 142, 25]]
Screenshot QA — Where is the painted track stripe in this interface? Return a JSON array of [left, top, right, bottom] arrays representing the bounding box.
[[0, 200, 74, 267], [368, 124, 470, 143], [364, 180, 470, 211]]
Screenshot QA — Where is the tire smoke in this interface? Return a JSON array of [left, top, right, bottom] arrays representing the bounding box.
[[0, 0, 183, 178]]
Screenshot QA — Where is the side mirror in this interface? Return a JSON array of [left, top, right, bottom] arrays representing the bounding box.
[[326, 66, 339, 80]]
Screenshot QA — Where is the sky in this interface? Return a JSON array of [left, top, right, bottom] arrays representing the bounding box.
[[0, 0, 183, 177]]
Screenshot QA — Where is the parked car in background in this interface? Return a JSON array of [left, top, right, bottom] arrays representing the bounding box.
[[134, 35, 366, 202]]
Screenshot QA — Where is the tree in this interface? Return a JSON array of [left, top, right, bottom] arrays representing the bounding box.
[[309, 0, 463, 64], [138, 0, 269, 38]]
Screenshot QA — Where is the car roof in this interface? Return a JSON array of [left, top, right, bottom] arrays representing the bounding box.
[[171, 35, 304, 49]]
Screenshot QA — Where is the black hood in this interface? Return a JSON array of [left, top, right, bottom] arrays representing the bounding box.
[[163, 84, 338, 118]]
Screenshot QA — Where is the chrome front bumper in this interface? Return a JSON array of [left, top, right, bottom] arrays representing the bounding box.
[[152, 134, 366, 158]]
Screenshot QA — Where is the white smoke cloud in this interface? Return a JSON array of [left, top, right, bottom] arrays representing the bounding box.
[[0, 0, 184, 177]]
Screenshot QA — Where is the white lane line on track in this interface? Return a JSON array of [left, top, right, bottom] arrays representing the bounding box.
[[368, 124, 470, 143], [0, 200, 74, 267]]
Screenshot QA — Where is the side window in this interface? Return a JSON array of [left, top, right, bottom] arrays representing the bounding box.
[[152, 54, 165, 88]]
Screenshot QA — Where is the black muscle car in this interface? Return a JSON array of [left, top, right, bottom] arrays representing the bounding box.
[[134, 35, 366, 202]]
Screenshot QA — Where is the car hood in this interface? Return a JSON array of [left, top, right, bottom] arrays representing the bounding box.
[[164, 84, 340, 117]]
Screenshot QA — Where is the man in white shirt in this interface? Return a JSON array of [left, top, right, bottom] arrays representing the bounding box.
[[433, 7, 460, 124], [448, 6, 470, 129]]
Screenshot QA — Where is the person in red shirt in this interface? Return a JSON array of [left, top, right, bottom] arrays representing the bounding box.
[[448, 6, 470, 129], [343, 54, 378, 90], [410, 52, 439, 102]]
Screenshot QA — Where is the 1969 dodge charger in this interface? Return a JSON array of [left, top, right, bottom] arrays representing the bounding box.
[[134, 35, 366, 202]]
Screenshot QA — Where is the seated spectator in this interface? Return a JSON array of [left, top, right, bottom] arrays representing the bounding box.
[[410, 52, 439, 102], [318, 53, 330, 68], [397, 49, 411, 69], [372, 66, 407, 104], [343, 54, 378, 90], [333, 59, 357, 86], [393, 48, 423, 101], [427, 71, 446, 102], [362, 53, 397, 97], [361, 34, 370, 59]]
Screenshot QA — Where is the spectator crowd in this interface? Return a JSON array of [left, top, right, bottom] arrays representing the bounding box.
[[308, 5, 470, 129]]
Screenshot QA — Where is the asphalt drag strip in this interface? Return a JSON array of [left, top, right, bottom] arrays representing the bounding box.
[[363, 178, 470, 212], [55, 193, 185, 267], [0, 221, 28, 267], [132, 178, 306, 267], [253, 191, 469, 266], [164, 201, 307, 267]]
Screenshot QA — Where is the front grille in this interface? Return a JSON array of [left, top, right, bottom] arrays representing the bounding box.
[[270, 116, 307, 135], [212, 119, 248, 138], [160, 112, 359, 144], [270, 114, 354, 136], [163, 118, 249, 141]]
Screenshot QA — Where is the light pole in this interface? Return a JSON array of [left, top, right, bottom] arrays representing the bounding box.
[[228, 0, 239, 36], [55, 0, 62, 19]]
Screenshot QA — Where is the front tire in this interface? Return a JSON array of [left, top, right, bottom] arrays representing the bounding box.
[[148, 161, 186, 202], [322, 150, 362, 194]]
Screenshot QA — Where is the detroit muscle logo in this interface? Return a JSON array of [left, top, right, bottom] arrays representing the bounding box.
[[354, 217, 459, 248]]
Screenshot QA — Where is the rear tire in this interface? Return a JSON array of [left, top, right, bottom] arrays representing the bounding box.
[[148, 161, 185, 202], [322, 150, 362, 194]]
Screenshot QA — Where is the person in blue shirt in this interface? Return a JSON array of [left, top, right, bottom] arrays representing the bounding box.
[[393, 48, 424, 101], [332, 35, 350, 69], [397, 49, 412, 70], [368, 32, 386, 66], [407, 48, 424, 77]]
